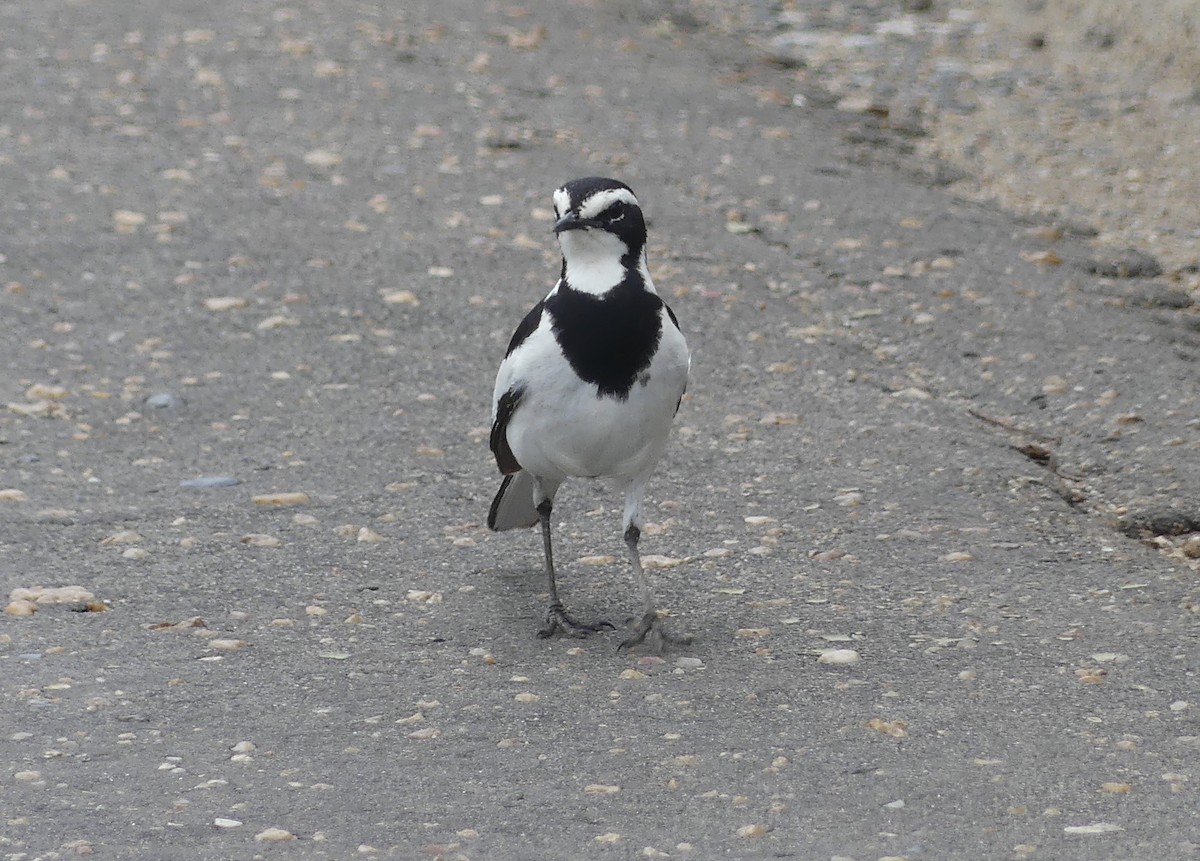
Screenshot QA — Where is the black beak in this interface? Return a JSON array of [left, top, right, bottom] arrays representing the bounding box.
[[553, 212, 598, 234]]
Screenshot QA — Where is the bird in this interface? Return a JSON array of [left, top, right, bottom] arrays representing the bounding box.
[[487, 176, 691, 651]]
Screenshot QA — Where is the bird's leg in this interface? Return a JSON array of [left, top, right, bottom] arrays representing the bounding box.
[[618, 521, 693, 653], [535, 497, 612, 639]]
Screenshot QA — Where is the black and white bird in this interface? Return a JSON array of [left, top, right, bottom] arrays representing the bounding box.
[[487, 177, 691, 650]]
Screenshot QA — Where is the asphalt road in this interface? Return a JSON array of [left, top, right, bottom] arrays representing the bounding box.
[[2, 1, 1197, 859]]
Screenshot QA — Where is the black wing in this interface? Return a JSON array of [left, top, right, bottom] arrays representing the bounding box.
[[490, 385, 524, 475], [504, 299, 545, 358], [489, 300, 544, 473]]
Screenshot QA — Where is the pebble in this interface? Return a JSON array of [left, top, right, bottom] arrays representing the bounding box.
[[35, 508, 76, 524], [209, 639, 247, 650], [11, 585, 95, 605], [303, 148, 342, 168], [811, 548, 846, 561], [213, 818, 243, 829], [5, 600, 37, 616], [405, 590, 442, 604], [252, 491, 310, 506], [735, 824, 767, 838], [641, 554, 686, 569], [818, 648, 862, 665], [112, 209, 146, 231], [101, 530, 142, 546], [577, 554, 617, 565], [1063, 822, 1124, 835], [0, 488, 28, 502], [143, 392, 183, 409], [253, 827, 296, 843], [585, 784, 621, 795], [250, 315, 295, 336], [180, 476, 241, 489], [204, 296, 249, 311], [867, 718, 909, 738], [25, 383, 69, 400], [675, 657, 704, 670], [241, 534, 283, 547], [381, 289, 420, 306]]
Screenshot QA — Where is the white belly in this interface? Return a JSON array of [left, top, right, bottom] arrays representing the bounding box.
[[501, 314, 688, 484]]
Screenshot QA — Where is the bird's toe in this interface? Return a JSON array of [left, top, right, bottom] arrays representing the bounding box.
[[618, 611, 693, 653], [538, 606, 614, 639]]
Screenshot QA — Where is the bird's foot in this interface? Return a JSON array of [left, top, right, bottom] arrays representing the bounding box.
[[618, 611, 693, 654], [537, 605, 614, 639]]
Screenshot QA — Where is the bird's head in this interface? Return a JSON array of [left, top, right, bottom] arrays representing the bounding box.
[[551, 177, 647, 266]]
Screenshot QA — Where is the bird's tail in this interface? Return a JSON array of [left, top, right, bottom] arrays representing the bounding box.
[[487, 470, 539, 531]]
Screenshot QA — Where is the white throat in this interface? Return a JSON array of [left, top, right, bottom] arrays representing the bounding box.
[[559, 230, 652, 297]]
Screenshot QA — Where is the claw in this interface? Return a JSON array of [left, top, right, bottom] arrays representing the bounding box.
[[537, 605, 614, 639], [618, 611, 693, 653]]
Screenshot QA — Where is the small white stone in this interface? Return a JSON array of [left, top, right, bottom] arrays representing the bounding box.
[[214, 818, 243, 829], [203, 296, 248, 312], [253, 827, 296, 842], [817, 648, 861, 665]]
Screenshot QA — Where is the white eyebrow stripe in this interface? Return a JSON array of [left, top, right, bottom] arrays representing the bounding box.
[[579, 187, 639, 219], [552, 187, 571, 217]]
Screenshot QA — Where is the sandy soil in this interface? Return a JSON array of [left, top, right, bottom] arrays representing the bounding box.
[[751, 0, 1200, 285], [927, 0, 1200, 277]]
